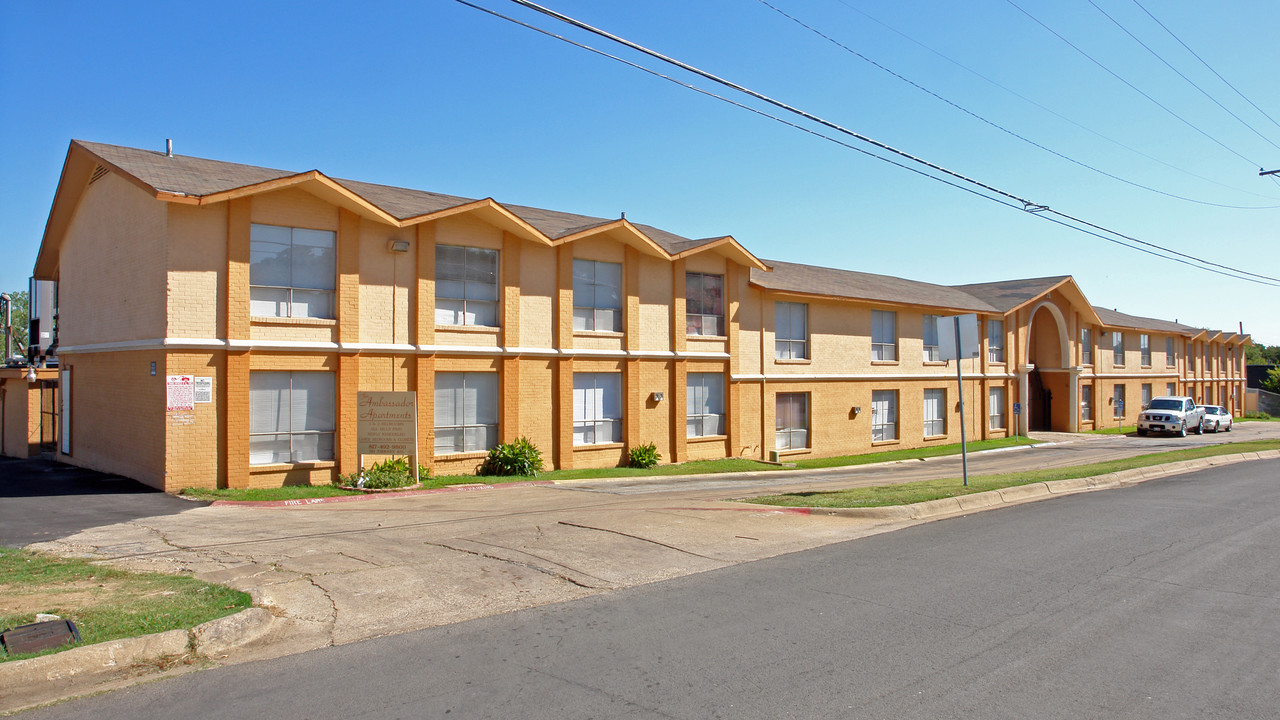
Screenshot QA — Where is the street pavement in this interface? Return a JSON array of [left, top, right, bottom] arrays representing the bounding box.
[[21, 457, 1280, 719], [21, 423, 1280, 670]]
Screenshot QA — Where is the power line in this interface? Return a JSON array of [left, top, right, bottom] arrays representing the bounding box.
[[827, 0, 1280, 202], [759, 0, 1280, 210], [1086, 0, 1280, 153], [1004, 0, 1263, 168], [455, 0, 1280, 287], [1130, 0, 1280, 135]]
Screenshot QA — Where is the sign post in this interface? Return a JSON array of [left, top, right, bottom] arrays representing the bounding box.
[[938, 314, 980, 486]]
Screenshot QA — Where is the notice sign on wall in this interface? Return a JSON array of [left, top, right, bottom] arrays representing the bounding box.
[[356, 391, 418, 455], [194, 377, 214, 404], [166, 375, 194, 411]]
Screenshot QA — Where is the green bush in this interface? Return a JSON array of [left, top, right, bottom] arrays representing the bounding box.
[[335, 457, 429, 490], [477, 437, 544, 477], [628, 442, 661, 469]]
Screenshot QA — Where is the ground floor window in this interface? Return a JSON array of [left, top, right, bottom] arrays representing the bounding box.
[[872, 390, 897, 441], [989, 387, 1006, 430], [573, 373, 622, 445], [775, 393, 809, 450], [1141, 383, 1152, 409], [435, 372, 498, 454], [923, 388, 946, 437], [1167, 382, 1177, 396], [249, 371, 335, 464], [1081, 384, 1092, 421], [687, 373, 725, 437], [1113, 384, 1125, 419]]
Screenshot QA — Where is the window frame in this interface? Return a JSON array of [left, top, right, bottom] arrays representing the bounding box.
[[572, 259, 623, 333], [774, 301, 809, 360], [572, 372, 623, 446], [249, 223, 337, 320], [686, 372, 725, 438], [685, 272, 725, 337], [434, 372, 499, 455], [775, 392, 810, 450], [988, 386, 1006, 430], [987, 319, 1005, 364], [871, 310, 897, 362], [871, 389, 898, 441], [435, 244, 500, 328], [922, 314, 941, 362], [249, 370, 336, 465], [923, 388, 946, 437]]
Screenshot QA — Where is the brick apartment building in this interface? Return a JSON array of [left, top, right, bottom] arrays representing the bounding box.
[[24, 140, 1250, 491]]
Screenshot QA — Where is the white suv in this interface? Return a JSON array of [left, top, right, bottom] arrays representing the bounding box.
[[1137, 396, 1205, 437]]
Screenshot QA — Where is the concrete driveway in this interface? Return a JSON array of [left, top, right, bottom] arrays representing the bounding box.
[[26, 424, 1280, 664]]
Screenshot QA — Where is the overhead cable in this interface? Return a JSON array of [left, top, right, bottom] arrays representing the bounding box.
[[1004, 0, 1262, 168], [455, 0, 1280, 286], [759, 0, 1280, 210]]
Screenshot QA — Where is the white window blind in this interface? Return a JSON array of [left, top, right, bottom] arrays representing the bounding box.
[[573, 373, 622, 445], [436, 245, 499, 327], [434, 372, 498, 454], [686, 373, 725, 437], [249, 224, 336, 319], [573, 259, 622, 332], [249, 371, 335, 464], [775, 302, 808, 359]]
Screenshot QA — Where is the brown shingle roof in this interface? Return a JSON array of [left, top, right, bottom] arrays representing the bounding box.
[[953, 276, 1070, 312], [751, 260, 999, 312], [77, 140, 295, 196], [1092, 306, 1199, 335]]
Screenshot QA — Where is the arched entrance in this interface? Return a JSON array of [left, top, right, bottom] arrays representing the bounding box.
[[1025, 302, 1072, 432]]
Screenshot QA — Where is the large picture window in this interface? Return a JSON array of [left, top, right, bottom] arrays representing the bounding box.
[[922, 315, 940, 362], [249, 371, 335, 464], [249, 224, 336, 319], [923, 388, 946, 437], [686, 373, 725, 437], [573, 259, 622, 332], [871, 310, 897, 361], [775, 301, 808, 360], [436, 245, 499, 327], [872, 389, 897, 441], [775, 393, 809, 450], [573, 373, 622, 445], [434, 372, 498, 454]]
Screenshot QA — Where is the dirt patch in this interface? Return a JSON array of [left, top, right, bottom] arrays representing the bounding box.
[[0, 580, 116, 617]]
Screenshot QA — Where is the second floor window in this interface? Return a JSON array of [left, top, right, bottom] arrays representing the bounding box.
[[1113, 331, 1125, 366], [573, 259, 622, 332], [775, 301, 808, 359], [1081, 328, 1093, 365], [686, 272, 724, 336], [1140, 334, 1151, 366], [249, 224, 336, 319], [1165, 337, 1175, 367], [922, 315, 940, 362], [987, 319, 1005, 363], [436, 245, 499, 327], [871, 310, 897, 361]]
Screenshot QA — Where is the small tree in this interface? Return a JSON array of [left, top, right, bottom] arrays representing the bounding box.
[[1263, 367, 1280, 394], [3, 290, 28, 359]]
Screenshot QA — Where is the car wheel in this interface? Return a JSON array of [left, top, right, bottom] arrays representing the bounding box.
[[1137, 427, 1148, 437], [1194, 421, 1203, 435], [1226, 422, 1231, 432], [1178, 422, 1187, 437]]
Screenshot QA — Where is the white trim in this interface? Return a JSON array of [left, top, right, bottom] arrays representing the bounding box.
[[341, 342, 417, 352], [732, 371, 1017, 382]]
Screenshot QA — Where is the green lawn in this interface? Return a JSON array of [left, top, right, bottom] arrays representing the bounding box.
[[1085, 424, 1137, 435], [746, 439, 1280, 509], [0, 548, 251, 663], [181, 437, 1040, 502]]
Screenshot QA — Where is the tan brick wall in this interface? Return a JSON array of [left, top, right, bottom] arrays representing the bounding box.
[[358, 219, 414, 345], [0, 377, 44, 458], [167, 204, 227, 339], [59, 172, 168, 346], [57, 351, 165, 489], [163, 352, 224, 491]]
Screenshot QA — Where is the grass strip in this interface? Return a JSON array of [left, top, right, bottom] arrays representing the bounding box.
[[0, 548, 251, 663], [746, 439, 1280, 509], [180, 438, 1040, 502]]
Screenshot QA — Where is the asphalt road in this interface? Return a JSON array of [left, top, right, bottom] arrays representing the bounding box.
[[26, 457, 1280, 719], [0, 457, 200, 547]]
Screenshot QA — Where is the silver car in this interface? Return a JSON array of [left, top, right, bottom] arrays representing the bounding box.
[[1200, 405, 1233, 433]]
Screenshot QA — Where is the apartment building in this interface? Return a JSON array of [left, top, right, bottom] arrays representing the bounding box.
[[28, 141, 1249, 491]]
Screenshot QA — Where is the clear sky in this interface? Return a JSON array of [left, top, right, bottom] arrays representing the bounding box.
[[2, 0, 1277, 343]]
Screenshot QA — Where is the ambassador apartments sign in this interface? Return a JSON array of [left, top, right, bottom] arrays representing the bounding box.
[[356, 392, 418, 456]]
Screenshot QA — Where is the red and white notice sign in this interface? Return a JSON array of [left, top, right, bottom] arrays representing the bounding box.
[[167, 375, 195, 411]]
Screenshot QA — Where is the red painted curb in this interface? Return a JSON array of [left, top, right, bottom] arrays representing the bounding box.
[[208, 479, 556, 508]]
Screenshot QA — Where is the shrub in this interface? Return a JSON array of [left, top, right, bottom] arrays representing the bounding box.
[[477, 437, 544, 477], [628, 442, 661, 469], [335, 457, 429, 490]]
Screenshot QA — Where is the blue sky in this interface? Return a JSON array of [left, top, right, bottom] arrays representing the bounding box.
[[2, 0, 1278, 343]]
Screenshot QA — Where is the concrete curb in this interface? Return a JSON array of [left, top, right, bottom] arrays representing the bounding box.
[[209, 480, 555, 508], [0, 607, 273, 714], [757, 450, 1275, 522]]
